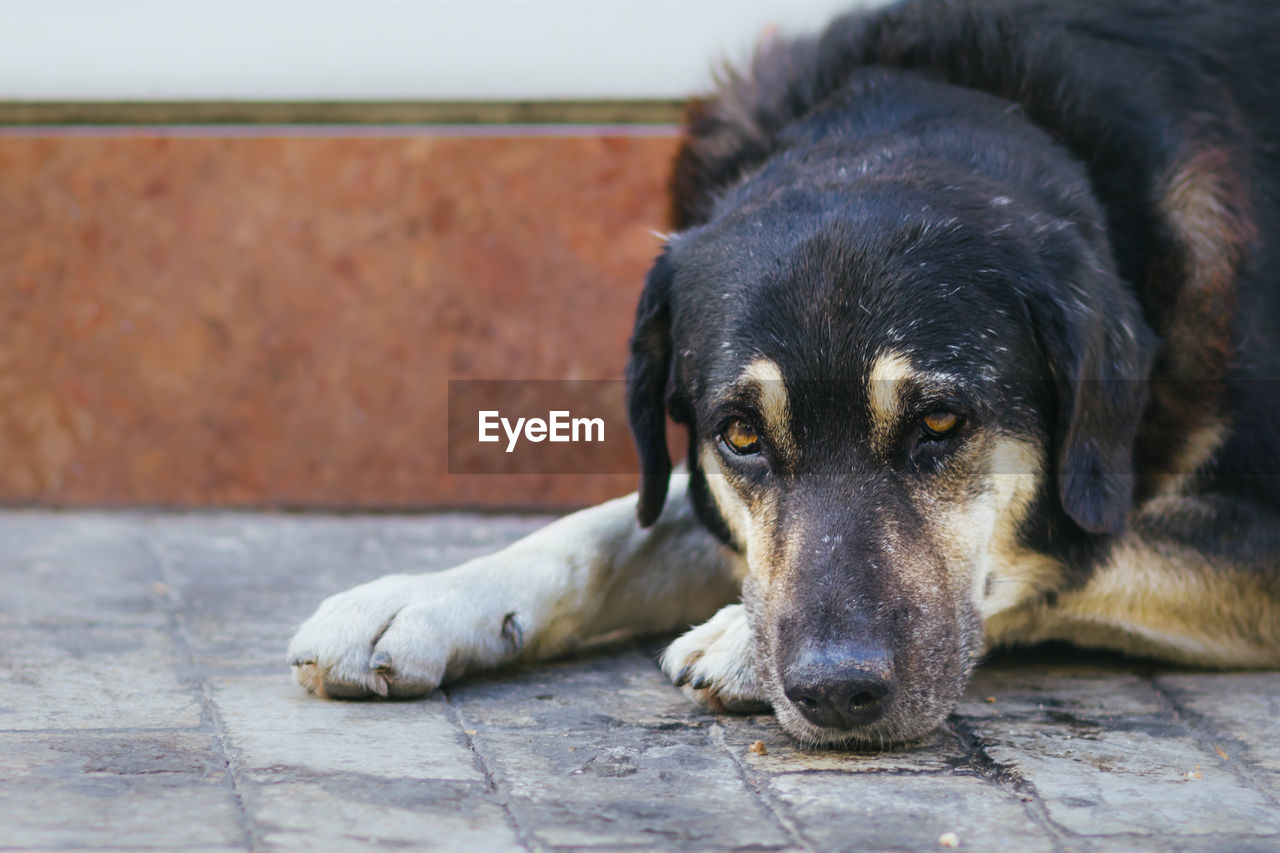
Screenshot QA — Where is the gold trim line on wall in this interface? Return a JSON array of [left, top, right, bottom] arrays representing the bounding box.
[[0, 100, 688, 126]]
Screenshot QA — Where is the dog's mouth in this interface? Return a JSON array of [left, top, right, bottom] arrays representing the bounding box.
[[748, 599, 983, 748]]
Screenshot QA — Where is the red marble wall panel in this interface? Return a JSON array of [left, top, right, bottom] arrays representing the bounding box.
[[0, 130, 681, 509]]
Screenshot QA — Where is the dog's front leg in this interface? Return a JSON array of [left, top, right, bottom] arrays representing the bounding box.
[[287, 473, 741, 699]]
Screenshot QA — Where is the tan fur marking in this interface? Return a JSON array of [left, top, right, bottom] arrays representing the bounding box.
[[944, 431, 1277, 668], [1159, 147, 1253, 312], [1155, 145, 1254, 388], [699, 443, 779, 582], [916, 434, 1060, 632], [987, 497, 1280, 667], [995, 548, 1280, 667], [699, 444, 754, 554], [292, 664, 329, 698], [976, 438, 1062, 626], [1061, 548, 1279, 666], [738, 358, 793, 460], [1150, 418, 1227, 497], [868, 351, 915, 447]]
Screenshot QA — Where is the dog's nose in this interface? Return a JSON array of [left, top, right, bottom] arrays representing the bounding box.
[[781, 645, 894, 730]]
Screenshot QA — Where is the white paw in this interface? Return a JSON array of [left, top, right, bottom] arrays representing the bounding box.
[[286, 573, 523, 699], [660, 604, 769, 713]]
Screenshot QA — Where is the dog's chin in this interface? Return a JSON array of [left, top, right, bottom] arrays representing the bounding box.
[[769, 692, 954, 749]]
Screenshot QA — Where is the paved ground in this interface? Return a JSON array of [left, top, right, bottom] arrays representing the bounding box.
[[1, 511, 1278, 852]]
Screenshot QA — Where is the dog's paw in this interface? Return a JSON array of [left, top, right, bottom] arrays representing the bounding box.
[[286, 573, 521, 700], [661, 604, 769, 713]]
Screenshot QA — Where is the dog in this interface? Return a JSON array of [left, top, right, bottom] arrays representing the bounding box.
[[288, 0, 1280, 746]]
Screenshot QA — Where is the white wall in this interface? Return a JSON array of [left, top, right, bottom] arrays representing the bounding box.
[[0, 1, 886, 101]]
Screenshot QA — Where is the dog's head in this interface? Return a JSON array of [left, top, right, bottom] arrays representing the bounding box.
[[627, 171, 1157, 745]]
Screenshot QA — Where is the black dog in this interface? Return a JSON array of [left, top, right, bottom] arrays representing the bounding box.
[[290, 0, 1280, 746]]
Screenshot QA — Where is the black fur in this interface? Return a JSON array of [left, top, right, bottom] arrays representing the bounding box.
[[624, 0, 1280, 741], [629, 0, 1280, 548], [627, 248, 678, 527]]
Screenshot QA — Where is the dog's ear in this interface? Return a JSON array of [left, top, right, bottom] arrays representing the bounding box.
[[1026, 274, 1158, 536], [626, 249, 678, 527]]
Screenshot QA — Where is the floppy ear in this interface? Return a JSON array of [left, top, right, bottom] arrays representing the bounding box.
[[1027, 276, 1158, 536], [626, 249, 678, 527]]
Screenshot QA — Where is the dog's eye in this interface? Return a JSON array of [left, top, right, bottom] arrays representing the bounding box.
[[922, 411, 961, 438], [721, 420, 761, 454]]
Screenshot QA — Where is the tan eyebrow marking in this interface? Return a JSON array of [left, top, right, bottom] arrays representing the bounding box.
[[868, 350, 969, 452], [736, 357, 793, 459], [868, 350, 916, 439]]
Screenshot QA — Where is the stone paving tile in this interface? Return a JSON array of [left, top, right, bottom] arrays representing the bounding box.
[[452, 651, 797, 850], [0, 624, 203, 731], [953, 655, 1280, 839], [1155, 672, 1280, 785], [971, 711, 1280, 836], [1091, 837, 1280, 853], [149, 512, 548, 608], [211, 675, 483, 782], [246, 780, 521, 852], [0, 731, 246, 849], [765, 772, 1055, 852], [149, 513, 548, 672], [3, 512, 1279, 852], [151, 514, 419, 628], [958, 657, 1170, 719], [0, 513, 167, 627]]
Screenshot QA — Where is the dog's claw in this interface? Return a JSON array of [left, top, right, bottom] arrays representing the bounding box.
[[690, 675, 712, 690], [673, 666, 693, 687], [369, 650, 392, 671], [289, 655, 316, 667]]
